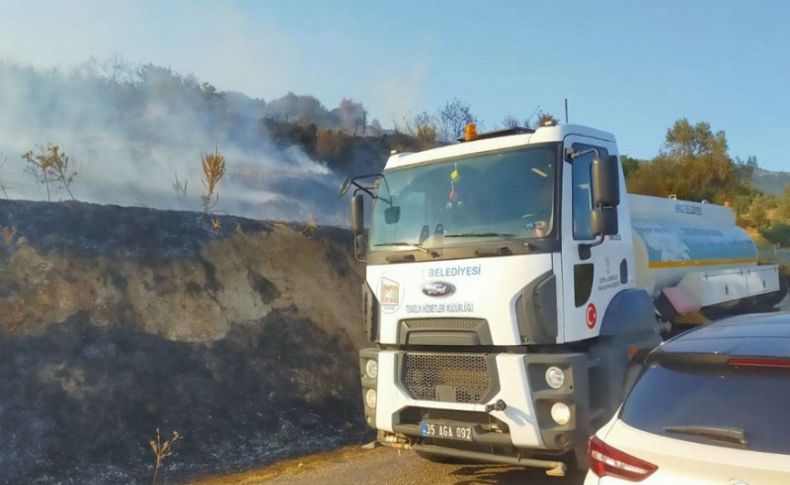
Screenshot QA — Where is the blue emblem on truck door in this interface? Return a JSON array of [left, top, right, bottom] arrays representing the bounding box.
[[422, 281, 456, 297]]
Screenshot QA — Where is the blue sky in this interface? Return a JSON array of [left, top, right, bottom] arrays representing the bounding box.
[[1, 0, 788, 170]]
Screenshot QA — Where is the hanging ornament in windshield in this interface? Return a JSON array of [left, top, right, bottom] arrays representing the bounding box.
[[449, 181, 458, 202], [447, 162, 461, 208]]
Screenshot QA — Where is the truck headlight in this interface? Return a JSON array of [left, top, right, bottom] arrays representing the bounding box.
[[365, 359, 378, 380], [545, 366, 565, 389], [365, 389, 377, 409], [550, 402, 571, 426]]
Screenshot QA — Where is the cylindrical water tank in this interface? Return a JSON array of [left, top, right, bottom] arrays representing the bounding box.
[[629, 195, 757, 297]]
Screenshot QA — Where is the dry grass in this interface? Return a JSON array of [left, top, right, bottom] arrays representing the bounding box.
[[210, 217, 222, 232], [302, 215, 319, 238], [1, 226, 17, 247], [150, 428, 182, 484], [201, 150, 226, 213]]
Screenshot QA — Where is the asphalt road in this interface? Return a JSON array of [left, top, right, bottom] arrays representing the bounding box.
[[192, 444, 587, 485]]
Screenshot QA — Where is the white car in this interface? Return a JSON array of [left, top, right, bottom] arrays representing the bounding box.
[[585, 313, 790, 484]]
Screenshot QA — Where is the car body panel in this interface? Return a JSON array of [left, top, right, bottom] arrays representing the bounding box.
[[655, 312, 790, 358], [586, 419, 790, 484], [586, 313, 790, 485]]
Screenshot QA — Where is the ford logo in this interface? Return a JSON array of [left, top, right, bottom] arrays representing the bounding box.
[[422, 281, 456, 297]]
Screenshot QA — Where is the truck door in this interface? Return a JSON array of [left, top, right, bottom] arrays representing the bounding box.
[[559, 138, 633, 343]]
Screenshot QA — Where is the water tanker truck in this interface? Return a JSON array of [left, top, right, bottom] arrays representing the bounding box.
[[340, 123, 785, 475]]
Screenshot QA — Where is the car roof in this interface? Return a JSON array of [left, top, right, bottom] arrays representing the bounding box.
[[655, 312, 790, 359]]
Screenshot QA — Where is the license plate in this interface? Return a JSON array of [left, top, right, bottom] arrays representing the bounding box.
[[420, 421, 473, 441]]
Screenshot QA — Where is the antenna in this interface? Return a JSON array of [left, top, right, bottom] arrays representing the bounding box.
[[564, 98, 569, 124], [526, 105, 540, 127]]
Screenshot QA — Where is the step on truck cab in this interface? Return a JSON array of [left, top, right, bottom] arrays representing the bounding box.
[[340, 123, 784, 475]]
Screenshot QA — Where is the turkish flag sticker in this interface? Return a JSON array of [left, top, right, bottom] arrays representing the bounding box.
[[586, 303, 597, 329]]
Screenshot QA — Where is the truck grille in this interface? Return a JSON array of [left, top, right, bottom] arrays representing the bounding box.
[[402, 353, 495, 404]]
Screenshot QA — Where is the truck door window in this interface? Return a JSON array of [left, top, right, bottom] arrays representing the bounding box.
[[571, 144, 609, 240]]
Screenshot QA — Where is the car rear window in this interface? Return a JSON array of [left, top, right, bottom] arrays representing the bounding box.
[[620, 362, 790, 454]]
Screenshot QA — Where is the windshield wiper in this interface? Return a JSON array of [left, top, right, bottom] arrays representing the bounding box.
[[446, 232, 537, 246], [663, 425, 748, 447], [374, 241, 431, 253], [444, 232, 516, 239], [445, 232, 544, 251]]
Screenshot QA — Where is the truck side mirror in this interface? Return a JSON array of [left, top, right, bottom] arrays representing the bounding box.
[[338, 177, 352, 197], [591, 155, 621, 207], [351, 194, 364, 235], [591, 207, 618, 236], [351, 194, 367, 260]]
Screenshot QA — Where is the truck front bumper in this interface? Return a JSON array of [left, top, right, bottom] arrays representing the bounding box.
[[359, 348, 591, 457]]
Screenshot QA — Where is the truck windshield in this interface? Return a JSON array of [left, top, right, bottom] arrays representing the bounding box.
[[369, 145, 557, 251]]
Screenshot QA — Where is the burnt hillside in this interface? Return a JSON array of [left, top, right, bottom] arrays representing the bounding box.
[[0, 200, 369, 484]]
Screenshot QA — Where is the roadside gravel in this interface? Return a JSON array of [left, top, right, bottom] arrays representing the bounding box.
[[191, 444, 585, 485]]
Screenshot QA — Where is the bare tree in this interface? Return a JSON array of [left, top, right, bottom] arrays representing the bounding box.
[[439, 98, 478, 141], [405, 111, 438, 148], [500, 115, 520, 129], [536, 111, 559, 127], [22, 144, 78, 201], [0, 154, 9, 199], [172, 172, 188, 199], [369, 119, 383, 136]]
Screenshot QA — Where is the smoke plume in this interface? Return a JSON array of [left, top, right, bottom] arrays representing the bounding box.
[[0, 59, 351, 223]]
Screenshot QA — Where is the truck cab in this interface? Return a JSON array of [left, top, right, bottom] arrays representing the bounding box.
[[343, 123, 771, 474]]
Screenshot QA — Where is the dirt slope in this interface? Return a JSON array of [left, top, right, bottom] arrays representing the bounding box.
[[0, 200, 370, 484]]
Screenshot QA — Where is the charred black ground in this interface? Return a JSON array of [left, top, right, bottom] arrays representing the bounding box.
[[0, 199, 370, 484], [0, 312, 368, 484], [0, 199, 335, 258]]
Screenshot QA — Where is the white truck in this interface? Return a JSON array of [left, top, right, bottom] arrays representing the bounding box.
[[340, 123, 785, 476]]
